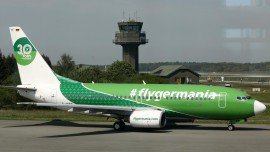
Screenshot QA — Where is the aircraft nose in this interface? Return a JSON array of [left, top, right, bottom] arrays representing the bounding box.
[[254, 100, 266, 115]]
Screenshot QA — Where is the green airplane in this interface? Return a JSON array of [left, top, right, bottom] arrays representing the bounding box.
[[3, 27, 266, 131]]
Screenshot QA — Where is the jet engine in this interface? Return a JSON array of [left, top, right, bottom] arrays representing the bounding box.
[[129, 110, 166, 128]]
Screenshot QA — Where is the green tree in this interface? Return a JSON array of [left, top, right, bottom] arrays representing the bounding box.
[[56, 53, 75, 75], [106, 61, 136, 82], [68, 67, 105, 83], [4, 54, 16, 76], [42, 54, 52, 68], [0, 50, 6, 82], [2, 71, 21, 85], [123, 74, 168, 84]]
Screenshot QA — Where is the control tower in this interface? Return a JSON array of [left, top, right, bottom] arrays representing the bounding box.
[[113, 20, 148, 72]]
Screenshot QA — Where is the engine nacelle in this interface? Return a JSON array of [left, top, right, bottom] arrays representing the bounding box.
[[129, 110, 166, 128]]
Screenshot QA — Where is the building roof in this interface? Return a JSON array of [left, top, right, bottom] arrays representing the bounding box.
[[151, 65, 200, 77]]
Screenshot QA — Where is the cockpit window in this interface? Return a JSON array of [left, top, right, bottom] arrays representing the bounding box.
[[237, 96, 252, 101], [246, 96, 252, 100]]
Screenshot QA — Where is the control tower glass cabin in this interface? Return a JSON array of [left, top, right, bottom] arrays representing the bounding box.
[[113, 20, 148, 72]]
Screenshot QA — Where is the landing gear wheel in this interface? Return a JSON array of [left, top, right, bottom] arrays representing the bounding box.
[[228, 124, 235, 131], [113, 121, 126, 131]]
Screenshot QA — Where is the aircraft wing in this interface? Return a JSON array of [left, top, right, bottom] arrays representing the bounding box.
[[17, 102, 151, 118], [17, 102, 137, 111]]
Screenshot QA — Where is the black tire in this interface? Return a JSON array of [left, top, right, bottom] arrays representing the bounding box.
[[113, 121, 125, 131], [228, 125, 235, 131]]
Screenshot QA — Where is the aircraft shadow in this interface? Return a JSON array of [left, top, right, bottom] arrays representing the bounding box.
[[43, 130, 123, 138], [4, 121, 269, 138], [42, 123, 270, 138], [5, 120, 170, 138], [166, 123, 270, 131], [42, 127, 171, 138], [4, 120, 112, 129]]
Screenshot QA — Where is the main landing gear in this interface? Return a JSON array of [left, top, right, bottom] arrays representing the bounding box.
[[113, 120, 126, 131], [228, 124, 235, 131]]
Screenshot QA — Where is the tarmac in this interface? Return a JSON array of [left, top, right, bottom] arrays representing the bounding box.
[[0, 120, 270, 152]]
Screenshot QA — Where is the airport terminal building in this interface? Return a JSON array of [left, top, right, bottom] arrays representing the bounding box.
[[151, 65, 200, 84]]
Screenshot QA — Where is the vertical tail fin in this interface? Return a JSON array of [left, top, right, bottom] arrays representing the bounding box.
[[9, 27, 59, 85]]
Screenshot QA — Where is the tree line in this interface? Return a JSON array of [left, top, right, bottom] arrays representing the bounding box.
[[0, 51, 17, 83], [54, 53, 166, 83], [139, 62, 270, 72]]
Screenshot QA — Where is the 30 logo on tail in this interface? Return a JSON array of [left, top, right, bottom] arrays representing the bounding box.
[[14, 37, 36, 66]]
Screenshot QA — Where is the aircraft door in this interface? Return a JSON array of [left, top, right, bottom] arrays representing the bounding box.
[[51, 89, 57, 104], [218, 92, 227, 108]]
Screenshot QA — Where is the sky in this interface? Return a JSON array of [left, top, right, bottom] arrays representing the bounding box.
[[1, 0, 270, 65]]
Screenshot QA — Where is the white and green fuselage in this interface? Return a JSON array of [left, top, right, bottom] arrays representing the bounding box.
[[7, 27, 266, 131], [57, 75, 254, 120]]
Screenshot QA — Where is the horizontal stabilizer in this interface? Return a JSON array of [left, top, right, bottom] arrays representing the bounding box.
[[0, 85, 36, 91]]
